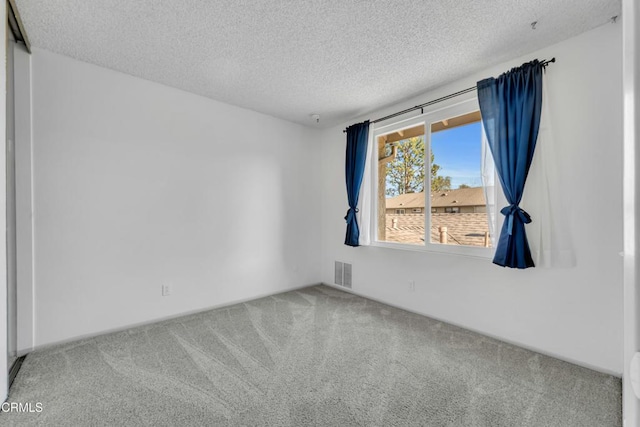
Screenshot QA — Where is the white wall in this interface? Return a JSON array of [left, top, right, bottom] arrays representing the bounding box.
[[14, 43, 33, 355], [28, 48, 322, 348], [622, 0, 640, 423], [320, 22, 623, 375], [0, 0, 8, 402]]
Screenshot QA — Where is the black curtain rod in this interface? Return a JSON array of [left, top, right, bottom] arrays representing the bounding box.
[[343, 57, 556, 133]]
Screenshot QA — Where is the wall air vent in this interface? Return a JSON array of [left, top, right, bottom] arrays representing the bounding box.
[[343, 263, 352, 289], [334, 261, 352, 289], [334, 261, 343, 286]]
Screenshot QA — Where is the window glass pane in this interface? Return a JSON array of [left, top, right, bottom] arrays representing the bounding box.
[[377, 123, 426, 245], [429, 111, 491, 247]]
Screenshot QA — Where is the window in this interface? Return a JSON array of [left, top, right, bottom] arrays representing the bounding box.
[[395, 209, 405, 214], [372, 97, 494, 255]]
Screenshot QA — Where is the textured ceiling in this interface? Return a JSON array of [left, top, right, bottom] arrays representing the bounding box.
[[16, 0, 620, 128]]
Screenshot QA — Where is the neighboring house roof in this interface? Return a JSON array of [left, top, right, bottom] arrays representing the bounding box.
[[385, 187, 486, 209], [385, 192, 425, 210], [385, 213, 491, 247]]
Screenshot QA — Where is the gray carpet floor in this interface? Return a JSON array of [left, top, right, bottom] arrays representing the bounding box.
[[2, 285, 622, 426]]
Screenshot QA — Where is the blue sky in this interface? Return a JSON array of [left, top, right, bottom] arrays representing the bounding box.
[[431, 121, 482, 189]]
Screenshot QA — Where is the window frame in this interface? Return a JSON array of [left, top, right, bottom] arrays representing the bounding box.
[[369, 96, 496, 258]]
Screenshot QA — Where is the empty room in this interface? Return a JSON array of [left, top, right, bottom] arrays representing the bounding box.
[[1, 0, 640, 426]]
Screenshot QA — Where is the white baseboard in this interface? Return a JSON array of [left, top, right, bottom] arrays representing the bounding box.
[[27, 282, 321, 354], [322, 282, 622, 378]]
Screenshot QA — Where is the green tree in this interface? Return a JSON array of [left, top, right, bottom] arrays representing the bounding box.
[[385, 137, 425, 196], [458, 183, 470, 189], [430, 151, 452, 192], [431, 175, 452, 192], [385, 137, 451, 196]]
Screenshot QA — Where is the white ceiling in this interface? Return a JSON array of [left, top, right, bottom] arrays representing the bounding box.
[[15, 0, 621, 128]]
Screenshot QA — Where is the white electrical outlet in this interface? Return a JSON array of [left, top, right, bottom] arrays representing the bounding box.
[[162, 284, 172, 296], [409, 280, 416, 292]]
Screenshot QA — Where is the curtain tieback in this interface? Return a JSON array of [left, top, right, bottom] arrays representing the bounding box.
[[500, 204, 532, 235], [344, 207, 359, 223]]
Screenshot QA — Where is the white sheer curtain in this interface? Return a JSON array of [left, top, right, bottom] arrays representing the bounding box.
[[482, 77, 576, 267], [357, 129, 374, 245], [521, 80, 576, 267], [481, 130, 497, 248]]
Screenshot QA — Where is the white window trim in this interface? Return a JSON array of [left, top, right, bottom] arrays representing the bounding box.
[[369, 95, 497, 259]]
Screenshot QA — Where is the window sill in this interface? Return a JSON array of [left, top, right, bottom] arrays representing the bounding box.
[[368, 240, 495, 260]]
